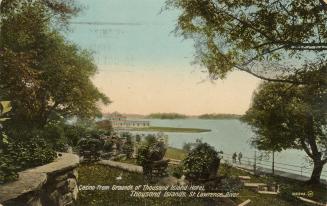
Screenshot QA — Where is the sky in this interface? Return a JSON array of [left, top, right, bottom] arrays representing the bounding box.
[[66, 0, 260, 115]]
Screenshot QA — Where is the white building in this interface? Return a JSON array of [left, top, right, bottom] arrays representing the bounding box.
[[107, 112, 150, 128]]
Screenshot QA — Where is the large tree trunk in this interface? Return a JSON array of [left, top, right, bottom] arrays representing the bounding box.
[[305, 114, 325, 185], [308, 160, 324, 185]]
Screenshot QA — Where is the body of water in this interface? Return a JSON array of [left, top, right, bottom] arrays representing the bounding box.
[[132, 118, 327, 180]]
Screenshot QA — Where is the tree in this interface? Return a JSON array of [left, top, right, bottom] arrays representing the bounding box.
[[0, 1, 110, 130], [0, 0, 81, 25], [242, 64, 327, 184], [167, 0, 327, 83]]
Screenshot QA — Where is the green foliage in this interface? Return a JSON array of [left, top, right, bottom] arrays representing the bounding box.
[[170, 164, 183, 178], [0, 0, 110, 131], [182, 142, 192, 152], [242, 66, 326, 152], [0, 155, 18, 184], [76, 128, 112, 161], [78, 138, 103, 162], [242, 64, 327, 183], [0, 1, 106, 182], [96, 120, 113, 131], [62, 125, 89, 147], [136, 143, 152, 168], [219, 162, 233, 177], [77, 164, 209, 206], [166, 0, 327, 82], [135, 134, 141, 143], [182, 142, 222, 181], [122, 136, 134, 158], [144, 134, 157, 146], [278, 185, 302, 203], [137, 137, 167, 178], [147, 113, 187, 119], [0, 137, 56, 184]]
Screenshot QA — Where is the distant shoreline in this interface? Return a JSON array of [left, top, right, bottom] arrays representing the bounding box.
[[104, 113, 242, 120], [131, 126, 211, 133]]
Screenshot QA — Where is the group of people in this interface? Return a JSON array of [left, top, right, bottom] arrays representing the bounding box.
[[232, 152, 243, 164]]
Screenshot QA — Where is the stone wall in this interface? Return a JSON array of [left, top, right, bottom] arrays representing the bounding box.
[[0, 153, 79, 206]]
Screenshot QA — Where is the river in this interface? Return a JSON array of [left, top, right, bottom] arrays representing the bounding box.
[[131, 118, 327, 180]]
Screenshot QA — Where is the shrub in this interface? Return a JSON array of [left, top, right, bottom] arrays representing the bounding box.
[[63, 125, 89, 147], [219, 177, 243, 193], [0, 155, 18, 184], [137, 138, 168, 179], [182, 142, 192, 152], [1, 102, 56, 184], [78, 137, 103, 162], [122, 136, 134, 158], [219, 162, 233, 177], [171, 165, 183, 178], [0, 137, 57, 184], [136, 143, 151, 168], [182, 143, 222, 182], [278, 184, 302, 203], [135, 134, 141, 143], [144, 134, 157, 145], [96, 120, 113, 131]]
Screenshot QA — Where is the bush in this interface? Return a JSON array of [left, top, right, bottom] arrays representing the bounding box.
[[96, 120, 113, 131], [182, 142, 192, 152], [122, 136, 134, 158], [0, 137, 57, 184], [137, 135, 158, 166], [135, 134, 141, 143], [78, 137, 103, 162], [144, 134, 157, 145], [0, 155, 18, 184], [182, 143, 222, 182], [63, 125, 89, 147], [219, 162, 233, 177], [137, 138, 168, 179], [171, 165, 183, 178], [278, 184, 302, 203]]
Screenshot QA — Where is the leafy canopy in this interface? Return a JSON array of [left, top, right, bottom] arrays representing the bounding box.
[[0, 1, 109, 129], [242, 63, 327, 155], [167, 0, 327, 83]]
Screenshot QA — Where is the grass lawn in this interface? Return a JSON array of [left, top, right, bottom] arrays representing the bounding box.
[[165, 147, 187, 160], [131, 126, 211, 133], [77, 164, 230, 206], [91, 147, 326, 206], [165, 147, 327, 206]]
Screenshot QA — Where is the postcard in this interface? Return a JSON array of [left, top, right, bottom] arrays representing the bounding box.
[[0, 0, 326, 206]]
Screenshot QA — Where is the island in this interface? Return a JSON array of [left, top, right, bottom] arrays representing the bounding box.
[[198, 113, 242, 119], [131, 126, 211, 133], [147, 113, 187, 119]]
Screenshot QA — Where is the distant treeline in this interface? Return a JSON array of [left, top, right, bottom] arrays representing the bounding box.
[[147, 113, 241, 119], [147, 113, 188, 119], [198, 113, 242, 119]]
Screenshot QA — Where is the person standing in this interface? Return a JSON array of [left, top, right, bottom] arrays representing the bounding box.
[[238, 152, 243, 164], [232, 152, 237, 163]]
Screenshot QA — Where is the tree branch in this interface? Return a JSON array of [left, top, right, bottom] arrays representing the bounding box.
[[216, 46, 306, 84], [300, 138, 314, 159], [234, 65, 304, 84]]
